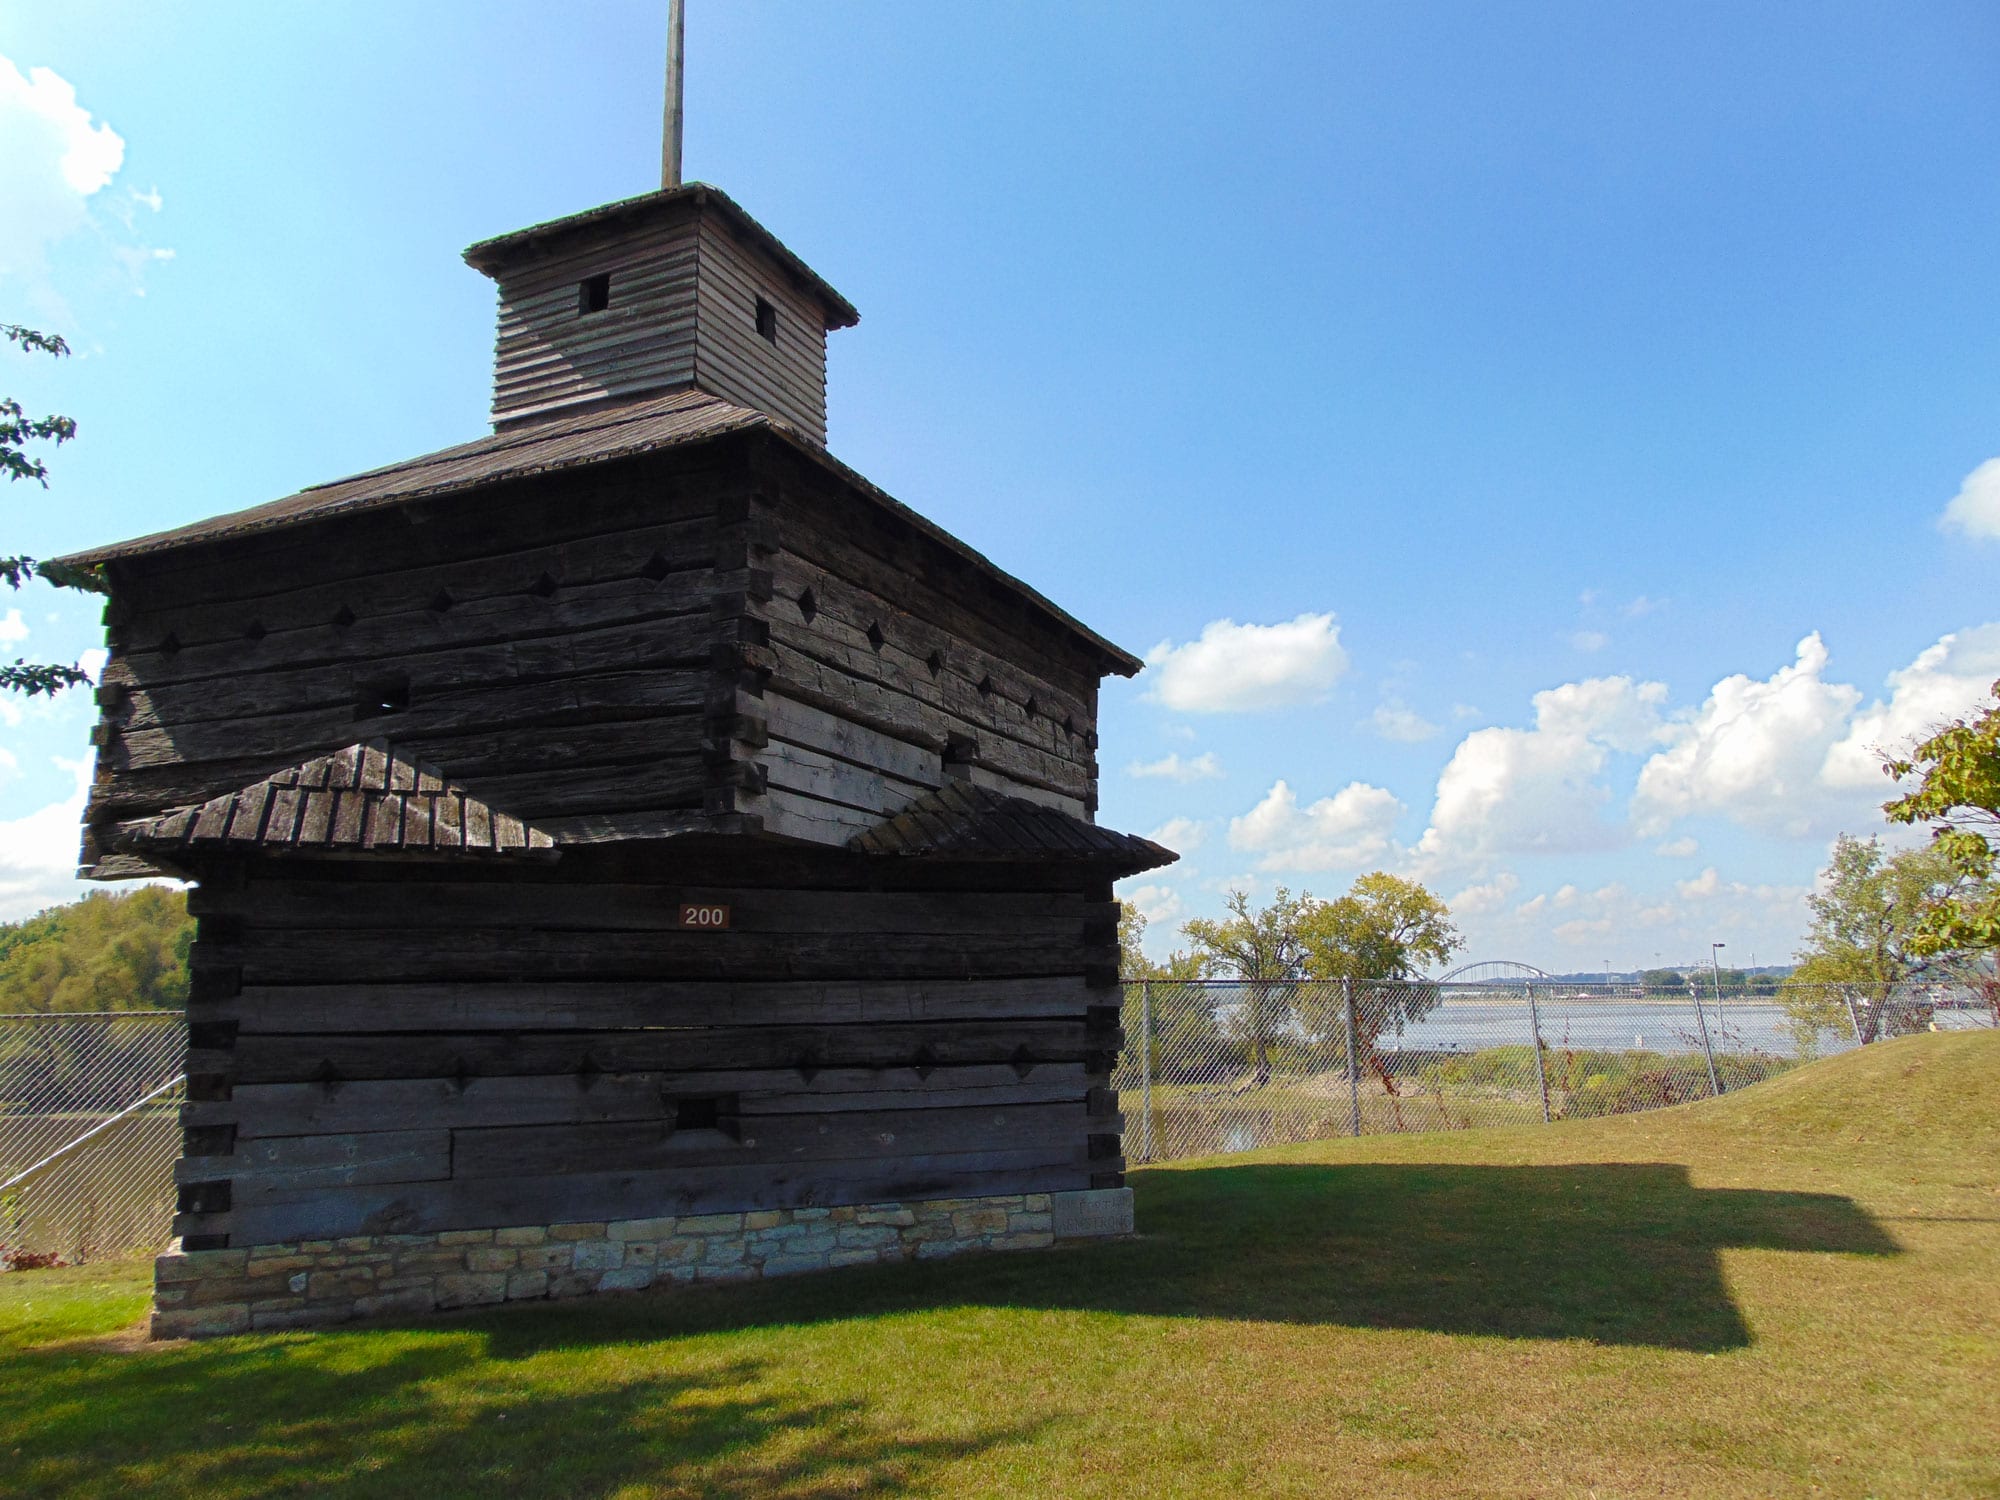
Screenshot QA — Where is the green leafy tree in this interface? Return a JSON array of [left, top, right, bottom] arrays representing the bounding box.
[[1181, 887, 1311, 1085], [1882, 679, 2000, 995], [1117, 905, 1222, 1080], [1294, 871, 1462, 1057], [1785, 834, 1967, 1043], [3, 322, 108, 696], [0, 887, 193, 1013]]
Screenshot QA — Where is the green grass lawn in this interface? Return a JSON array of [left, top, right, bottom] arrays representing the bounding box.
[[3, 1032, 1995, 1498]]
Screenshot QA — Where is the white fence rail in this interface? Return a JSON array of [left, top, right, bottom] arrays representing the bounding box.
[[0, 1011, 185, 1269]]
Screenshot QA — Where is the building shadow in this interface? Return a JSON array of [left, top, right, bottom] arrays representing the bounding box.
[[461, 1159, 1898, 1357]]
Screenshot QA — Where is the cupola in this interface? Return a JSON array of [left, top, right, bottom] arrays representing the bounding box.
[[463, 184, 858, 443]]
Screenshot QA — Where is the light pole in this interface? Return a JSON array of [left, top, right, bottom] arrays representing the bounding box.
[[1709, 942, 1727, 1034]]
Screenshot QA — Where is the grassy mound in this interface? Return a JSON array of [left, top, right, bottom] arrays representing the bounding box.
[[2, 1033, 1995, 1498]]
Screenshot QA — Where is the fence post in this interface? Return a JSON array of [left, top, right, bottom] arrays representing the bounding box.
[[1842, 987, 1865, 1045], [1137, 980, 1153, 1163], [1688, 978, 1723, 1096], [1343, 976, 1361, 1137], [1524, 981, 1551, 1124]]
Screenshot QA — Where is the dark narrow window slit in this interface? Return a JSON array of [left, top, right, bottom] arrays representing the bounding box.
[[578, 273, 611, 314], [356, 673, 410, 719], [754, 296, 778, 344]]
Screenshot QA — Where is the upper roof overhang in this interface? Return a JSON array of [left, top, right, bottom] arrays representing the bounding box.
[[463, 182, 860, 331]]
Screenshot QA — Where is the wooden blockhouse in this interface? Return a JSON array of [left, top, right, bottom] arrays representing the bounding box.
[[59, 183, 1173, 1335]]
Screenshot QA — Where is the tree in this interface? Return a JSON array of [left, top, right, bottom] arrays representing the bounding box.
[[1882, 678, 2000, 975], [1181, 887, 1311, 1085], [1294, 871, 1462, 1058], [3, 322, 107, 696], [1786, 833, 1968, 1042], [1116, 905, 1223, 1081], [0, 887, 193, 1013]]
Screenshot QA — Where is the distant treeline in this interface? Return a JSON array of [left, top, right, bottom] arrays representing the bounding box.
[[0, 887, 192, 1014]]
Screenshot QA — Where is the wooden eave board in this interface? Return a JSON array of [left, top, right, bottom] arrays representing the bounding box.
[[850, 781, 1175, 873]]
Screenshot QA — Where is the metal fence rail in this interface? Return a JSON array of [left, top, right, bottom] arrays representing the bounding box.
[[0, 1011, 185, 1268], [1115, 978, 1997, 1163]]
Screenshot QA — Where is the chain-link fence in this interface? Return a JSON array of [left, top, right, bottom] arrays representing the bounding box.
[[1116, 978, 1998, 1163], [0, 1012, 185, 1268]]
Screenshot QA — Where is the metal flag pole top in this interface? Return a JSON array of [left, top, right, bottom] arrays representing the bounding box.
[[663, 0, 686, 188]]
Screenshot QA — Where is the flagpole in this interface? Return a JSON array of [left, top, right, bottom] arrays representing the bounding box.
[[662, 0, 686, 188]]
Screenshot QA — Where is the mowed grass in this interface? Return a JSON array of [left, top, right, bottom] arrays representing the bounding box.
[[2, 1033, 1995, 1499]]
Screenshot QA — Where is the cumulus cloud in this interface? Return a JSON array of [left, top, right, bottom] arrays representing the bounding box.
[[1142, 613, 1349, 713], [1416, 675, 1669, 865], [1823, 623, 2000, 790], [1632, 634, 1862, 839], [0, 609, 28, 646], [1624, 595, 1667, 618], [1116, 880, 1186, 932], [1654, 836, 1699, 858], [1940, 458, 2000, 542], [1126, 751, 1223, 782], [1369, 700, 1440, 743], [0, 55, 123, 280], [1147, 817, 1207, 854], [1447, 871, 1520, 915], [0, 757, 94, 920], [1570, 630, 1609, 653], [1228, 779, 1404, 872]]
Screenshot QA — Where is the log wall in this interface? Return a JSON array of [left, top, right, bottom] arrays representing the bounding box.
[[172, 847, 1124, 1249]]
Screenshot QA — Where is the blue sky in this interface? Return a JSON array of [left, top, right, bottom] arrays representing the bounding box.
[[3, 1, 1997, 970]]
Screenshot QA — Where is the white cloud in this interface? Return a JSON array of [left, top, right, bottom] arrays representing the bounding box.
[[1624, 595, 1667, 618], [1654, 836, 1699, 858], [1116, 880, 1186, 932], [1126, 751, 1223, 782], [1142, 613, 1349, 713], [0, 756, 94, 920], [1447, 871, 1519, 915], [1228, 779, 1404, 872], [1416, 675, 1668, 865], [1369, 699, 1439, 743], [1940, 457, 2000, 542], [1823, 623, 2000, 790], [1147, 817, 1207, 854], [0, 609, 28, 646], [0, 55, 123, 283], [1570, 630, 1609, 653], [1632, 634, 1862, 839]]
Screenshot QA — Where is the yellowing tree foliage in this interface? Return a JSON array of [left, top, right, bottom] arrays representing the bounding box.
[[0, 887, 193, 1013]]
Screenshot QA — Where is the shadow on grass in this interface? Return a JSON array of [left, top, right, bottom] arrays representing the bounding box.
[[0, 1161, 1896, 1495], [462, 1160, 1896, 1357], [0, 1330, 1049, 1498]]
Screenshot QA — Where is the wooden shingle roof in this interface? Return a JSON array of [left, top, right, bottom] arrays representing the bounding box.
[[850, 781, 1176, 873], [115, 740, 556, 859]]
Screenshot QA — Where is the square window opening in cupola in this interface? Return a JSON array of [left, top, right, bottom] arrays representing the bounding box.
[[578, 273, 612, 315], [754, 296, 778, 344]]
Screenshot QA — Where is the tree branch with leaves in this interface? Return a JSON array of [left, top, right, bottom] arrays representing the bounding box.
[[3, 322, 108, 698]]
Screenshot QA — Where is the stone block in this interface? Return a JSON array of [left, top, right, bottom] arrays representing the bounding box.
[[1051, 1187, 1134, 1240], [518, 1245, 574, 1273], [952, 1208, 1009, 1237], [299, 1240, 335, 1254], [550, 1222, 610, 1241], [549, 1270, 602, 1299], [437, 1229, 494, 1247], [287, 1272, 310, 1295], [495, 1226, 547, 1247], [855, 1207, 916, 1227], [623, 1242, 659, 1267], [991, 1232, 1055, 1251], [435, 1273, 508, 1310], [761, 1253, 830, 1278], [506, 1271, 549, 1301], [792, 1207, 831, 1221], [252, 1306, 349, 1332], [390, 1250, 470, 1276], [465, 1247, 518, 1273], [828, 1248, 886, 1268], [836, 1224, 899, 1249], [915, 1239, 973, 1261], [354, 1287, 435, 1320], [1007, 1212, 1053, 1233], [155, 1285, 189, 1307], [702, 1239, 746, 1267], [743, 1211, 784, 1230], [307, 1271, 378, 1302], [571, 1240, 625, 1272], [696, 1263, 756, 1283], [609, 1217, 677, 1240], [677, 1213, 744, 1234], [598, 1267, 655, 1292], [153, 1303, 250, 1339]]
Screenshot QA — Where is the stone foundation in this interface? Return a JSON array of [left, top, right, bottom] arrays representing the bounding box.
[[151, 1187, 1133, 1339]]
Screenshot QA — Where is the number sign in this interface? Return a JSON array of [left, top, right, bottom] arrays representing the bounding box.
[[677, 903, 731, 930]]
